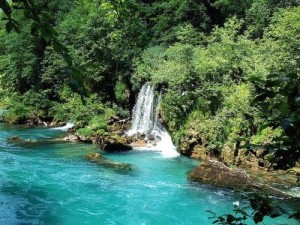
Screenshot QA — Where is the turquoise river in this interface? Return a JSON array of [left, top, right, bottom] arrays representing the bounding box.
[[0, 123, 298, 225]]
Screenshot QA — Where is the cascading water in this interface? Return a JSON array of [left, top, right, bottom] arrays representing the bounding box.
[[127, 83, 179, 157], [52, 122, 74, 131], [127, 84, 154, 135]]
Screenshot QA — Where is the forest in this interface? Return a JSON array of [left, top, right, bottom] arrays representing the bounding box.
[[0, 0, 300, 169], [1, 1, 300, 224], [0, 0, 300, 171]]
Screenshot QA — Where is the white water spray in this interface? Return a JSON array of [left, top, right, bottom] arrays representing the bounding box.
[[127, 83, 179, 157], [52, 122, 74, 131]]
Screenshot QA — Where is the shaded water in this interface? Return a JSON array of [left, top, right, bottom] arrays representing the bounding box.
[[0, 124, 298, 225]]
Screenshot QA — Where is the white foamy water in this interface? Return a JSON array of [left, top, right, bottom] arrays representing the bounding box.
[[127, 84, 154, 136], [127, 83, 179, 158], [52, 123, 74, 131]]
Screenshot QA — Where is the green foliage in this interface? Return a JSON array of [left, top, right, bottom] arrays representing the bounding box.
[[208, 193, 300, 225], [1, 0, 300, 168], [251, 127, 283, 145], [114, 81, 129, 106], [89, 115, 107, 131], [76, 127, 94, 138], [2, 90, 53, 124], [3, 101, 31, 124]]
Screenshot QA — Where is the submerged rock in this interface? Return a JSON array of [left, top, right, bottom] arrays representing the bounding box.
[[189, 160, 291, 198], [7, 136, 23, 143], [85, 153, 132, 171], [7, 136, 37, 145], [7, 135, 66, 148]]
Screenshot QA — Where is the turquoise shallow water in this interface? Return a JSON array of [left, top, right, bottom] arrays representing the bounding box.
[[0, 124, 298, 225]]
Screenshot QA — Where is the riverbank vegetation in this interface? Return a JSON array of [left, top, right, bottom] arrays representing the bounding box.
[[0, 0, 299, 169]]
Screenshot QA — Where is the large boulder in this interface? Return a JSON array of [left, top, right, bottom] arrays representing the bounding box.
[[93, 134, 133, 152], [189, 160, 253, 189], [189, 160, 291, 198]]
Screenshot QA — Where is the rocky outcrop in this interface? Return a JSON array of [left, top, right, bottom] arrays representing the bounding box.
[[220, 147, 274, 170], [7, 136, 23, 143], [63, 134, 80, 142], [107, 117, 131, 135], [85, 153, 132, 171], [7, 136, 38, 145], [177, 127, 291, 172], [188, 160, 291, 198], [93, 134, 132, 152], [189, 160, 252, 189], [7, 135, 64, 147]]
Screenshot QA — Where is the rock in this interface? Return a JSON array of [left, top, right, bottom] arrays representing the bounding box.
[[136, 132, 145, 140], [103, 142, 132, 151], [7, 136, 37, 145], [85, 153, 132, 171], [191, 145, 215, 161], [50, 121, 65, 127], [189, 160, 253, 189], [146, 133, 155, 141], [189, 160, 291, 198], [287, 168, 300, 183], [107, 116, 120, 125], [154, 135, 161, 141], [94, 134, 133, 152], [7, 136, 23, 143], [107, 117, 131, 134], [63, 134, 80, 142], [131, 140, 147, 148]]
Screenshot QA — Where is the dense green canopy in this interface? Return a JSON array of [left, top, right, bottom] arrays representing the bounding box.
[[0, 0, 299, 167]]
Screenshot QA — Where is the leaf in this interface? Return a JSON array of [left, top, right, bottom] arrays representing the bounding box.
[[5, 21, 13, 33], [12, 5, 25, 10], [206, 210, 217, 217], [234, 208, 249, 217], [253, 212, 263, 224], [30, 23, 39, 36], [62, 53, 73, 66], [226, 214, 235, 223], [270, 213, 280, 218]]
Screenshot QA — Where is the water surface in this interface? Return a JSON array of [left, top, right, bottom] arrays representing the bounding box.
[[0, 124, 298, 225]]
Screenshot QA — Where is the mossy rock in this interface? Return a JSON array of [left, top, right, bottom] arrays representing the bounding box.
[[85, 153, 132, 171], [94, 133, 133, 152], [7, 136, 23, 143], [189, 160, 291, 198]]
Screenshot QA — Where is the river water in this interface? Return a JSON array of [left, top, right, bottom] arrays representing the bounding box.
[[0, 123, 298, 225]]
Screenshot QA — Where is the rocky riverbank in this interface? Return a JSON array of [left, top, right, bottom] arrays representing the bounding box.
[[189, 160, 296, 198], [6, 115, 300, 196], [177, 123, 300, 192]]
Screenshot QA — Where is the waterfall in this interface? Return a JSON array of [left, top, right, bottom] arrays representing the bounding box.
[[52, 122, 74, 131], [127, 84, 155, 135], [127, 83, 179, 157]]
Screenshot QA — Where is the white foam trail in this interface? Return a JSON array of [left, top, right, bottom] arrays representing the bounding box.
[[52, 122, 74, 131]]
